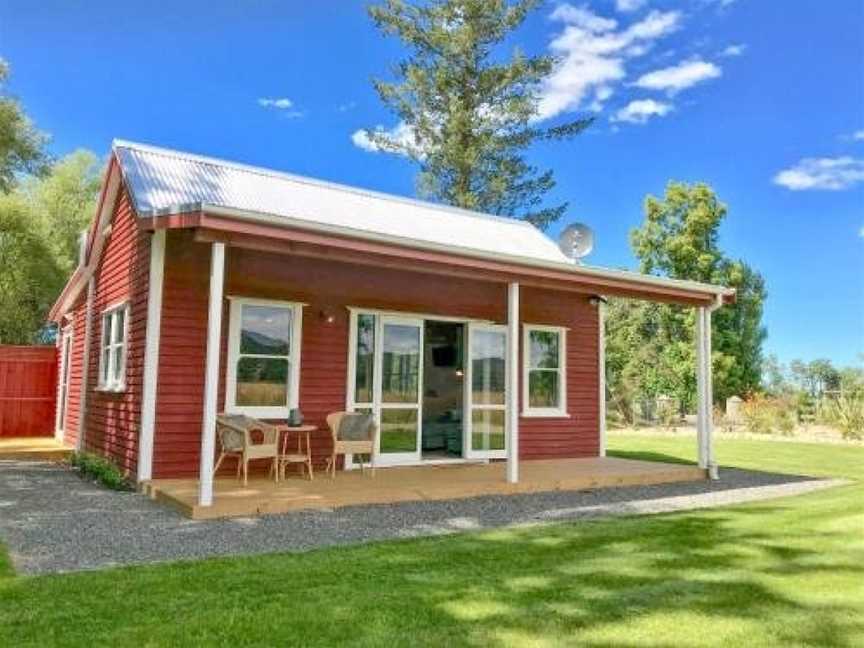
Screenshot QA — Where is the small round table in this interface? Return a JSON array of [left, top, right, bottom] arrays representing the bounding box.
[[275, 424, 316, 481]]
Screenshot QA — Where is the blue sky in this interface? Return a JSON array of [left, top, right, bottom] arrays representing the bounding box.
[[1, 0, 862, 366]]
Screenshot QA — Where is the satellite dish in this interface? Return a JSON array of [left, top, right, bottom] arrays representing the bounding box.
[[558, 222, 594, 263]]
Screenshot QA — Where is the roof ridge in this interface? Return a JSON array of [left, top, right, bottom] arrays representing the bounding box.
[[111, 138, 545, 232]]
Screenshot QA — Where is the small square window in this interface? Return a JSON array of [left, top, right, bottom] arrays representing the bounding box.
[[523, 325, 567, 417], [226, 299, 303, 418], [98, 303, 129, 391]]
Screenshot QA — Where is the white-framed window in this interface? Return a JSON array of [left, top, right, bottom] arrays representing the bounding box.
[[225, 297, 303, 419], [522, 324, 567, 417], [98, 302, 129, 391]]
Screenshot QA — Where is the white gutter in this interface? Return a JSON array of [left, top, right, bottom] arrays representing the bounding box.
[[147, 202, 735, 303]]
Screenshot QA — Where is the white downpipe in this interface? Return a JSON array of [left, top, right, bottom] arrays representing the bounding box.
[[77, 277, 95, 452], [598, 300, 607, 457], [198, 242, 225, 507], [506, 282, 520, 484], [137, 230, 166, 483]]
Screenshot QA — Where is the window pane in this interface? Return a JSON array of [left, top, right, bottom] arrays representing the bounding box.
[[471, 330, 505, 405], [381, 324, 420, 403], [529, 330, 559, 369], [529, 370, 560, 409], [472, 409, 505, 451], [112, 346, 124, 384], [236, 357, 289, 406], [240, 305, 291, 355], [114, 308, 126, 344], [101, 346, 111, 384], [354, 314, 375, 404], [380, 409, 418, 454]]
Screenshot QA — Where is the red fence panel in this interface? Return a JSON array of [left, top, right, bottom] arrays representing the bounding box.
[[0, 345, 58, 438]]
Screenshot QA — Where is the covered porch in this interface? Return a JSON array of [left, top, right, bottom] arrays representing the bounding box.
[[144, 455, 707, 519]]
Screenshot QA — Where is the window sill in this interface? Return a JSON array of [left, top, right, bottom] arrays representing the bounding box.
[[521, 410, 570, 419], [95, 384, 126, 394], [224, 406, 293, 420]]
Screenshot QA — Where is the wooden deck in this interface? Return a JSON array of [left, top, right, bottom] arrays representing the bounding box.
[[0, 437, 73, 462], [145, 457, 707, 520]]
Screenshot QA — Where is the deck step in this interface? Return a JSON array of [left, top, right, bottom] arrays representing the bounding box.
[[0, 438, 74, 462]]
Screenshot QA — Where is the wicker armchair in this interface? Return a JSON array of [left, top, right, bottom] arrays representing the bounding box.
[[215, 414, 280, 486], [324, 412, 378, 479]]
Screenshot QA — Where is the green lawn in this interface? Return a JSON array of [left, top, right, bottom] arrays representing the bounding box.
[[1, 436, 862, 647]]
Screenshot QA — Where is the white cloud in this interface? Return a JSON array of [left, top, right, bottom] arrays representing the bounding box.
[[550, 4, 618, 31], [258, 97, 294, 109], [351, 121, 425, 158], [616, 0, 647, 12], [859, 225, 864, 238], [773, 157, 864, 191], [536, 6, 681, 120], [337, 101, 357, 113], [633, 59, 721, 94], [720, 43, 746, 57], [258, 97, 304, 118], [853, 130, 864, 141], [611, 98, 672, 123]]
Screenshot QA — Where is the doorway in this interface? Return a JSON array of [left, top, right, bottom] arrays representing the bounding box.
[[347, 310, 509, 468], [421, 321, 464, 460]]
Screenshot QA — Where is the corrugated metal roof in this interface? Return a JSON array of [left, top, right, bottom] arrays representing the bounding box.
[[113, 140, 573, 266]]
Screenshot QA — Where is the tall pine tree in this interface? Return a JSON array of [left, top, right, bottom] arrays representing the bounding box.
[[364, 0, 591, 229]]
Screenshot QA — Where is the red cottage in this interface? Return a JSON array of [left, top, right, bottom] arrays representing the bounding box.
[[49, 141, 734, 514]]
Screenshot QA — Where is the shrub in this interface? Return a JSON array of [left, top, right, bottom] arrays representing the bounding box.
[[823, 394, 864, 441], [68, 452, 133, 491], [741, 395, 797, 436]]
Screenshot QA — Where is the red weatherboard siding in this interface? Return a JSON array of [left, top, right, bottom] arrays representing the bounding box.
[[152, 233, 599, 478], [80, 188, 150, 476], [520, 287, 600, 458], [59, 297, 88, 447]]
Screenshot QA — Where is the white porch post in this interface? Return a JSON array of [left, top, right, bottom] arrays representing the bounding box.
[[695, 305, 717, 478], [506, 282, 520, 483], [198, 242, 225, 507], [598, 299, 607, 457], [137, 229, 165, 483]]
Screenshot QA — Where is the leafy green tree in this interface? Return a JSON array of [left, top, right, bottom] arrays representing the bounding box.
[[364, 0, 591, 228], [607, 182, 766, 411], [0, 193, 63, 343], [24, 149, 101, 273], [0, 150, 100, 343], [0, 59, 47, 191]]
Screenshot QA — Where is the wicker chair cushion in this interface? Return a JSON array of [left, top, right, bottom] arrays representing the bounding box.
[[217, 414, 263, 450], [337, 413, 375, 441]]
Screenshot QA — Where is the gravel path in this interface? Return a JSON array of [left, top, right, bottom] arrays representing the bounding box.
[[0, 459, 844, 575]]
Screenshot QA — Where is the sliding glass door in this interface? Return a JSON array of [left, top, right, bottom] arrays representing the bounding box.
[[375, 316, 424, 465], [464, 323, 508, 460]]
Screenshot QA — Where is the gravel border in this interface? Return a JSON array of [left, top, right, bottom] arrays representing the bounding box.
[[0, 458, 845, 575]]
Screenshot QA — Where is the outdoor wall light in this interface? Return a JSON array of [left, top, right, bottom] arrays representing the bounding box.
[[588, 295, 608, 307], [319, 309, 336, 324]]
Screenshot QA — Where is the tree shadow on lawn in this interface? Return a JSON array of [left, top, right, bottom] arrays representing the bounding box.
[[2, 497, 861, 648]]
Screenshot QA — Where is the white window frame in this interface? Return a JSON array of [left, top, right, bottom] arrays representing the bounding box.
[[55, 324, 74, 438], [225, 297, 304, 419], [522, 324, 568, 418], [97, 301, 129, 392]]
